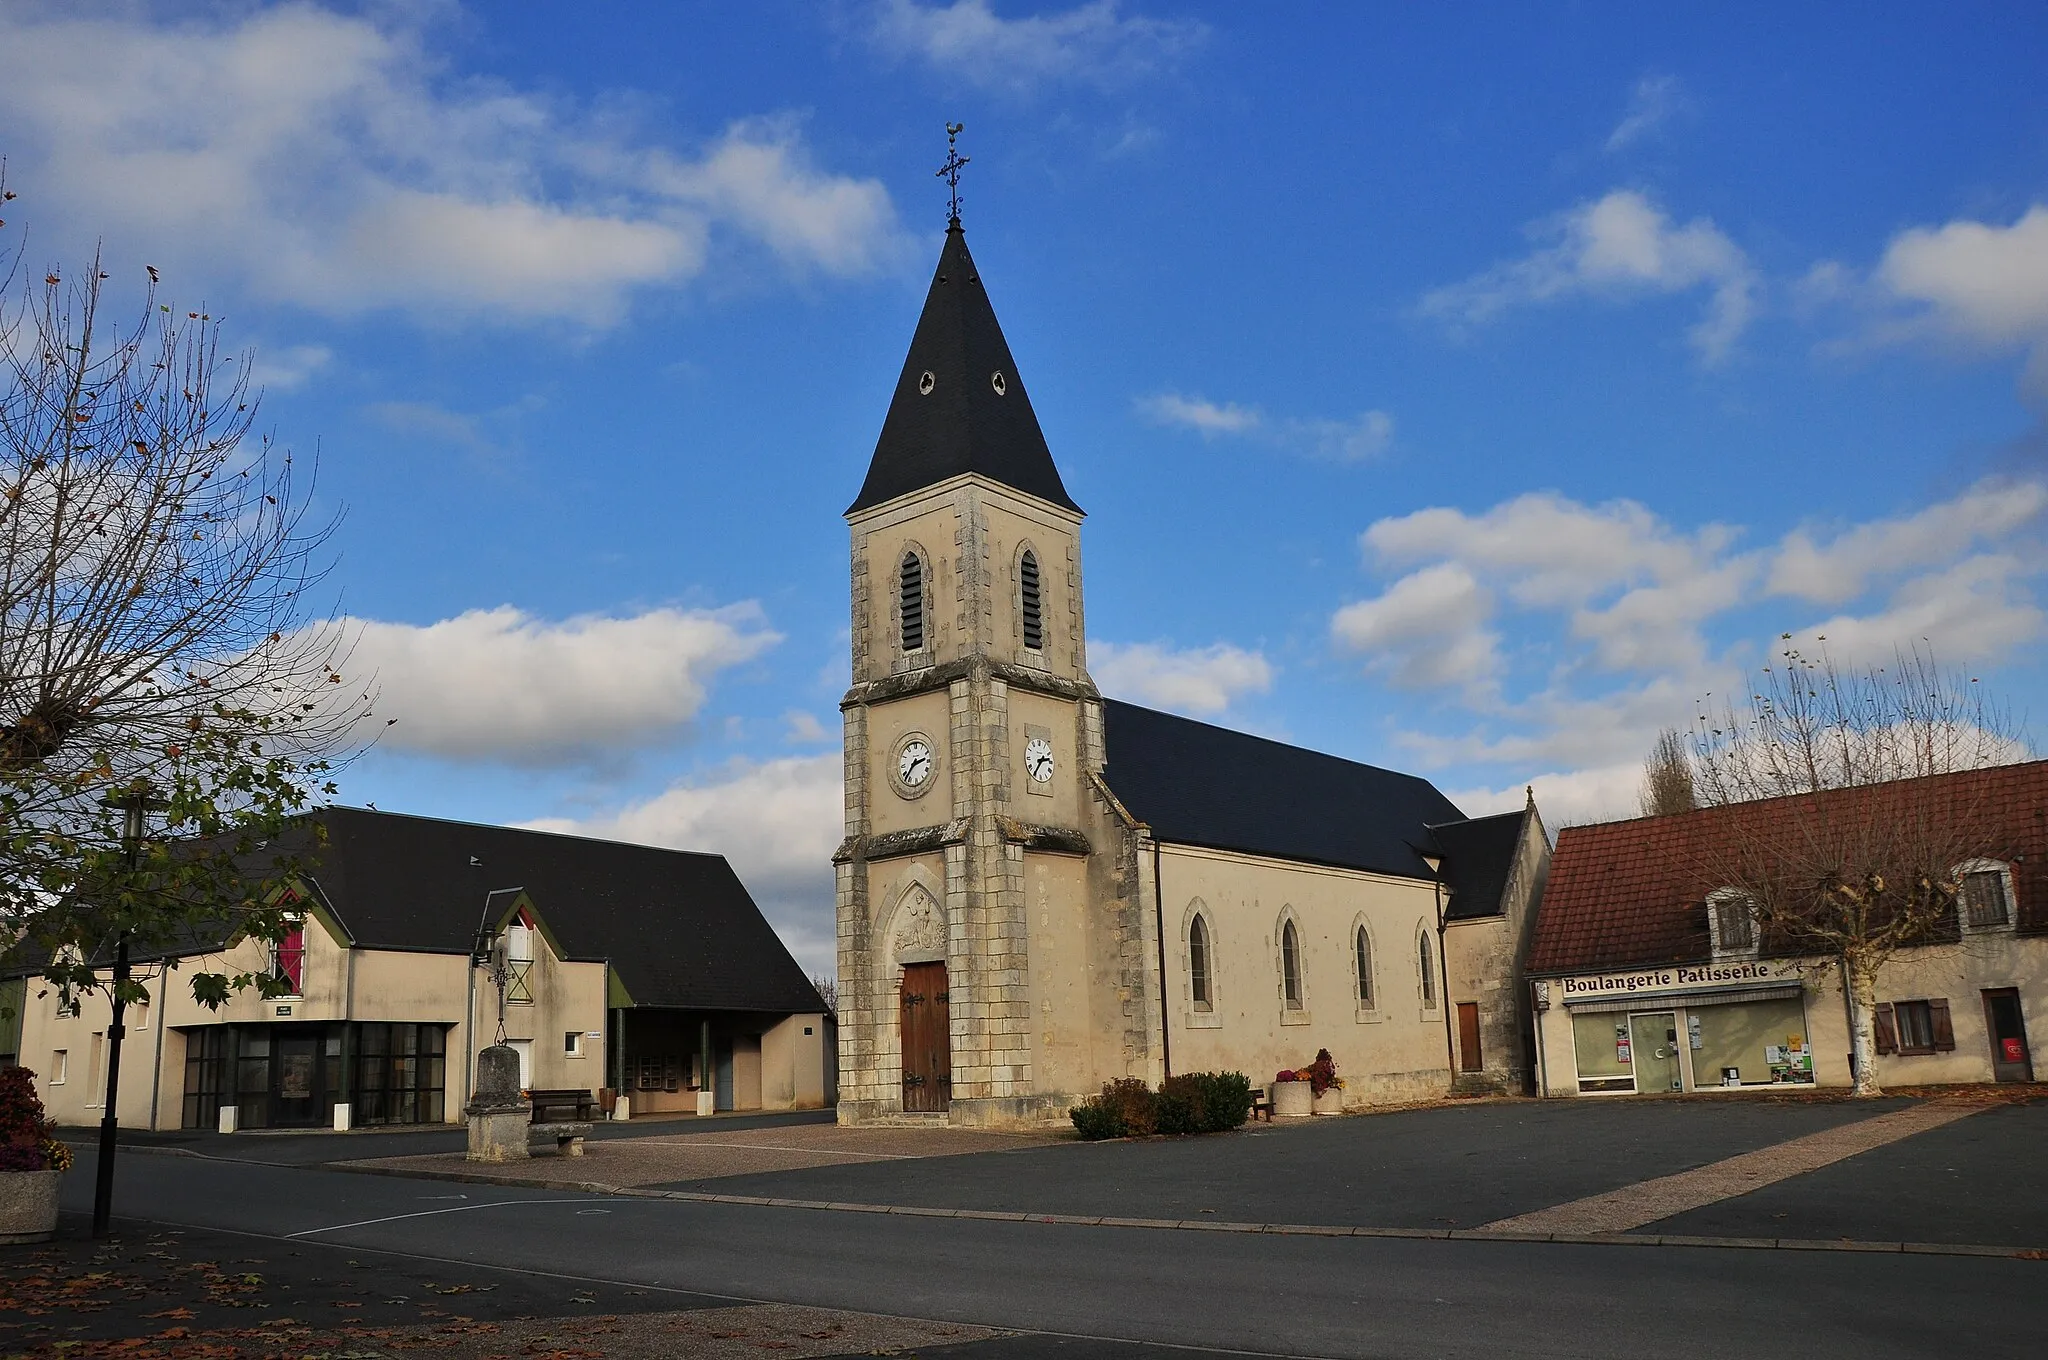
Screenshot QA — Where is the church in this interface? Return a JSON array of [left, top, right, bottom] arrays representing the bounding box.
[[833, 213, 1549, 1128]]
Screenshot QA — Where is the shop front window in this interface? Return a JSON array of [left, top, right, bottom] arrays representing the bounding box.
[[1690, 997, 1812, 1086]]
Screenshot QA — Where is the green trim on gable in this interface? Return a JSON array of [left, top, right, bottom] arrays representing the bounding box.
[[491, 890, 570, 964]]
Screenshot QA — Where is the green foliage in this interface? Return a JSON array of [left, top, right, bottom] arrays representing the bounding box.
[[1068, 1071, 1254, 1140]]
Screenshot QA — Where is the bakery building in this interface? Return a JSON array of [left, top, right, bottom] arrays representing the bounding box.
[[1526, 759, 2048, 1096]]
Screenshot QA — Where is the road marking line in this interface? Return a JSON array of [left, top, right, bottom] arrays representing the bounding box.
[[286, 1197, 616, 1238], [1479, 1100, 1984, 1236]]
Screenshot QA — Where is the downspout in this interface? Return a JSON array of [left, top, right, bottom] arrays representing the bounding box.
[[1434, 871, 1456, 1086], [1151, 837, 1172, 1083], [341, 941, 358, 1122], [147, 969, 167, 1130], [462, 954, 476, 1111]]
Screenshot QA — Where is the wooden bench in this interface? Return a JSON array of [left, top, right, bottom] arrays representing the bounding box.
[[528, 1089, 596, 1156], [1248, 1087, 1274, 1123]]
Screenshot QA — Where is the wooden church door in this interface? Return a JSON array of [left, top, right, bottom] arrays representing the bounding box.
[[900, 961, 952, 1112]]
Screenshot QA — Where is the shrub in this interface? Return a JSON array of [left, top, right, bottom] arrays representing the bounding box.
[[1303, 1048, 1342, 1098], [0, 1066, 71, 1173], [1182, 1070, 1254, 1131], [1070, 1071, 1255, 1139]]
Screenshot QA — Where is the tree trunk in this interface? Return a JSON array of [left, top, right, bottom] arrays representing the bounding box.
[[1845, 954, 1883, 1098]]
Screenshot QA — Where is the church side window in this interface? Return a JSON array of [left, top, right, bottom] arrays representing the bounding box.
[[1280, 920, 1303, 1010], [1417, 930, 1436, 1006], [899, 552, 926, 652], [1189, 914, 1212, 1010], [1355, 927, 1373, 1009], [1019, 549, 1043, 651]]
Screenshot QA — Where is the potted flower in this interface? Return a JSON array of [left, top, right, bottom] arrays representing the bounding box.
[[1, 1066, 72, 1244], [1270, 1068, 1313, 1117], [1304, 1049, 1345, 1114]]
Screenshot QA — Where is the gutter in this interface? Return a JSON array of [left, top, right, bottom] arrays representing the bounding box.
[[1434, 871, 1456, 1084]]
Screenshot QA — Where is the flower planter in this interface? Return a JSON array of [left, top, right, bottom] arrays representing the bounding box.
[[1270, 1081, 1313, 1117], [1311, 1087, 1345, 1115], [0, 1169, 62, 1245]]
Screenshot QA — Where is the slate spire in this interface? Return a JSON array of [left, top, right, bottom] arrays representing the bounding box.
[[848, 224, 1080, 516]]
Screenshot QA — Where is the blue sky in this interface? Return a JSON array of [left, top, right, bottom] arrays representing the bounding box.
[[4, 2, 2045, 972]]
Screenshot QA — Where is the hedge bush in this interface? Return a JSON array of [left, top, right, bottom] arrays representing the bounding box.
[[1069, 1070, 1254, 1140]]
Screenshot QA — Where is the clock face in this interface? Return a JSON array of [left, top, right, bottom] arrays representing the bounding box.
[[1024, 736, 1055, 783], [897, 738, 933, 791]]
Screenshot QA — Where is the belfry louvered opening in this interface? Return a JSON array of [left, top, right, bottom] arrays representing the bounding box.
[[900, 552, 926, 652], [1019, 549, 1043, 650]]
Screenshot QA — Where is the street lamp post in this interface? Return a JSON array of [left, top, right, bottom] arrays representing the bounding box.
[[92, 790, 158, 1238]]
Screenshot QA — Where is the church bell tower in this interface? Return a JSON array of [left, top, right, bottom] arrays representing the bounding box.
[[833, 184, 1150, 1126]]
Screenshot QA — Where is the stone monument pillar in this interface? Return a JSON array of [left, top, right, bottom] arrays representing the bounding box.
[[465, 1044, 529, 1162]]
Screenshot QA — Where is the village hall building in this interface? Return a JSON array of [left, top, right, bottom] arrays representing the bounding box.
[[3, 809, 831, 1131], [1526, 759, 2047, 1098], [833, 218, 1552, 1127]]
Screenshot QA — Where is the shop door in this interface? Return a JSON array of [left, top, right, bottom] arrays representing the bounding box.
[[272, 1031, 323, 1126], [1629, 1012, 1683, 1094], [900, 961, 951, 1113], [1982, 989, 2033, 1082]]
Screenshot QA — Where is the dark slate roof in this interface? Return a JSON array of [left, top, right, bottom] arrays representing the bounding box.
[[1527, 759, 2048, 975], [303, 808, 824, 1013], [2, 809, 824, 1014], [1428, 809, 1528, 921], [848, 225, 1080, 516], [1098, 699, 1466, 881]]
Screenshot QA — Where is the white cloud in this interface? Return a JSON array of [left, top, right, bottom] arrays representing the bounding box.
[[1364, 492, 1737, 609], [527, 753, 843, 974], [1419, 189, 1758, 363], [1768, 480, 2048, 603], [1138, 392, 1395, 461], [1091, 640, 1273, 715], [0, 6, 904, 326], [866, 0, 1205, 94], [1345, 478, 2048, 827], [1605, 74, 1686, 153], [367, 400, 495, 457], [1330, 563, 1499, 691], [783, 710, 833, 744], [1137, 392, 1260, 435], [1796, 554, 2045, 666], [341, 605, 779, 765], [1875, 205, 2048, 398], [248, 344, 333, 392]]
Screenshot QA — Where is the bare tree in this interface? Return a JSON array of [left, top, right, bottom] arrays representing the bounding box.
[[0, 184, 372, 1010], [1689, 639, 2024, 1096], [811, 973, 838, 1015], [1638, 727, 1697, 817]]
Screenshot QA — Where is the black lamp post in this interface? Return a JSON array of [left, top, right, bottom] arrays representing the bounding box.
[[92, 787, 163, 1239]]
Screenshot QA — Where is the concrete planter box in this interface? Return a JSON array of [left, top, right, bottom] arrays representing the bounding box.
[[1271, 1081, 1313, 1117], [0, 1169, 62, 1245], [1312, 1088, 1345, 1115]]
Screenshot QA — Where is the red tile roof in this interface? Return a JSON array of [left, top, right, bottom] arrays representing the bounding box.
[[1527, 759, 2048, 975]]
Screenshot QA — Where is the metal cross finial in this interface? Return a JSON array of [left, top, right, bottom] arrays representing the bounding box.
[[937, 122, 969, 227]]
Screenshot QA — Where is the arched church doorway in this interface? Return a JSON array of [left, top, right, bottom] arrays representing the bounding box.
[[900, 961, 952, 1112]]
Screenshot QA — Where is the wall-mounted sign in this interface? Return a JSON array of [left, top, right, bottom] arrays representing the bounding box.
[[1557, 959, 1797, 1000]]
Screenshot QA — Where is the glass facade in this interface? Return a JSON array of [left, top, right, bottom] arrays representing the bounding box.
[[181, 1022, 448, 1129], [1568, 995, 1815, 1094]]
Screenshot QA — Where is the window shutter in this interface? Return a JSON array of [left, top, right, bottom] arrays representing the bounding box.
[[1929, 998, 1956, 1051], [1873, 1002, 1897, 1056]]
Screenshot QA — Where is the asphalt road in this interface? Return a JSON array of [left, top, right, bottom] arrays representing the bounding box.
[[668, 1095, 1909, 1229], [51, 1140, 2048, 1359]]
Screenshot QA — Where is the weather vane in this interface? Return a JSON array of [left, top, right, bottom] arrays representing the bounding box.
[[937, 122, 969, 227]]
